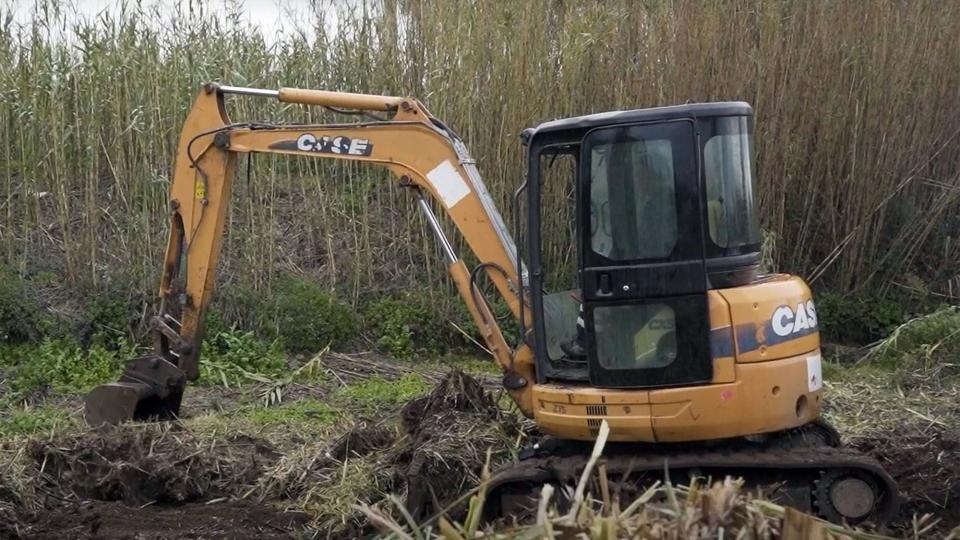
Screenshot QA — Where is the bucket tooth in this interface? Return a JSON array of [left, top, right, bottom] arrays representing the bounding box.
[[84, 355, 186, 427]]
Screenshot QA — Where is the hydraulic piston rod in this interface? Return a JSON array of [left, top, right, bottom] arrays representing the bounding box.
[[216, 84, 406, 111]]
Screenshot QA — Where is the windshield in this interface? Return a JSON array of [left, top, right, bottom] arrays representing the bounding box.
[[703, 116, 761, 249]]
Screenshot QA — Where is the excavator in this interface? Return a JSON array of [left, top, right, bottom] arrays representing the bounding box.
[[83, 83, 898, 524]]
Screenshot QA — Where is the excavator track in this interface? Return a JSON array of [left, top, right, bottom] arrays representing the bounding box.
[[484, 425, 899, 526]]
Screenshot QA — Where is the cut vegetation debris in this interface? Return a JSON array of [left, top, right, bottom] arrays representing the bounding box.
[[359, 422, 949, 540], [822, 307, 960, 534], [257, 370, 522, 535], [0, 368, 521, 538]]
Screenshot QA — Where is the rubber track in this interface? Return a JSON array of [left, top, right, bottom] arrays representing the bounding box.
[[488, 444, 900, 523]]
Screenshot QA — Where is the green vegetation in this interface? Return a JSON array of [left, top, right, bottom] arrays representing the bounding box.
[[81, 295, 139, 348], [860, 306, 960, 374], [0, 338, 132, 403], [273, 276, 357, 353], [816, 292, 907, 345], [335, 373, 430, 410], [200, 328, 289, 386], [237, 398, 340, 431], [432, 354, 501, 376], [363, 291, 467, 358], [0, 405, 77, 438], [462, 297, 521, 348]]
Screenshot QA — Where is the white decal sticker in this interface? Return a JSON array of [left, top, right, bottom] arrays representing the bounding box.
[[806, 353, 822, 392], [426, 160, 470, 208]]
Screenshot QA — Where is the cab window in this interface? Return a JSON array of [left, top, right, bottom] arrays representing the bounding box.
[[704, 116, 761, 248], [588, 133, 677, 261]]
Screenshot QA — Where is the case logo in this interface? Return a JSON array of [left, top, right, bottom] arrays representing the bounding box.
[[772, 301, 818, 337], [295, 134, 372, 156]]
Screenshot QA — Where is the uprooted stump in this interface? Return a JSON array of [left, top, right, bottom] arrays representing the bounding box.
[[399, 369, 511, 518], [29, 426, 278, 506], [400, 368, 496, 431]]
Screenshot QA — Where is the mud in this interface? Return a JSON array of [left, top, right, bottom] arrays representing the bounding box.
[[400, 368, 498, 432], [856, 429, 960, 530], [0, 425, 300, 539], [327, 423, 395, 460], [10, 500, 309, 539]]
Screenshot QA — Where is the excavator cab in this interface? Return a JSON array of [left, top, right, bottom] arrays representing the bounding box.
[[525, 104, 760, 389]]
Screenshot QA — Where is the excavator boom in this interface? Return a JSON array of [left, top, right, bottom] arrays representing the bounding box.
[[84, 84, 537, 426]]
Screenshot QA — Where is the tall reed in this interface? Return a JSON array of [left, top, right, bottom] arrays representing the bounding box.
[[1, 0, 958, 307]]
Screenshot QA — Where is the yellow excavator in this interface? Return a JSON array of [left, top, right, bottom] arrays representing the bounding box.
[[84, 83, 898, 524]]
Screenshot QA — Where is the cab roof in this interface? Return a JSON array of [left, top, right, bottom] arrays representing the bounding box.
[[528, 101, 752, 139]]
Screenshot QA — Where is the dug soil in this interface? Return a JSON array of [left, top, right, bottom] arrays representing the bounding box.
[[1, 369, 516, 539], [856, 429, 960, 532], [9, 500, 309, 539]]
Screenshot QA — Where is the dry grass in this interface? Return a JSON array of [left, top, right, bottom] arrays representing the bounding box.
[[825, 377, 960, 442], [826, 307, 960, 441], [1, 0, 959, 307]]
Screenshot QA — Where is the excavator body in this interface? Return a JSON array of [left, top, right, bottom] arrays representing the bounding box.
[[522, 105, 823, 443], [83, 84, 898, 524]]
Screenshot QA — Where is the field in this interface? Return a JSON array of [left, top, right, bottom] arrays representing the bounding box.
[[2, 0, 960, 538], [2, 313, 960, 538]]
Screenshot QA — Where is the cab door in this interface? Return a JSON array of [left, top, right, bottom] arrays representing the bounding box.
[[579, 120, 713, 388]]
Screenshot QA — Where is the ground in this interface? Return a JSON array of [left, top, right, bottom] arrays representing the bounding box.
[[0, 351, 519, 539], [1, 334, 959, 538]]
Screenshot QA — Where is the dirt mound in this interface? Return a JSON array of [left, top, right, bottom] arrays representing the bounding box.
[[855, 429, 960, 529], [29, 426, 278, 506], [327, 423, 396, 460], [4, 370, 519, 537], [400, 367, 496, 430], [11, 500, 309, 539], [398, 369, 510, 516], [259, 369, 521, 535]]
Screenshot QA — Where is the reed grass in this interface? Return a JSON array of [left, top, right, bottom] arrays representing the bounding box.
[[1, 0, 959, 308]]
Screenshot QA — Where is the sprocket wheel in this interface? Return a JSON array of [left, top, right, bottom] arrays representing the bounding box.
[[813, 468, 883, 524]]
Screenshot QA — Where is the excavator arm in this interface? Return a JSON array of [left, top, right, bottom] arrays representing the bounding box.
[[84, 84, 536, 426]]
